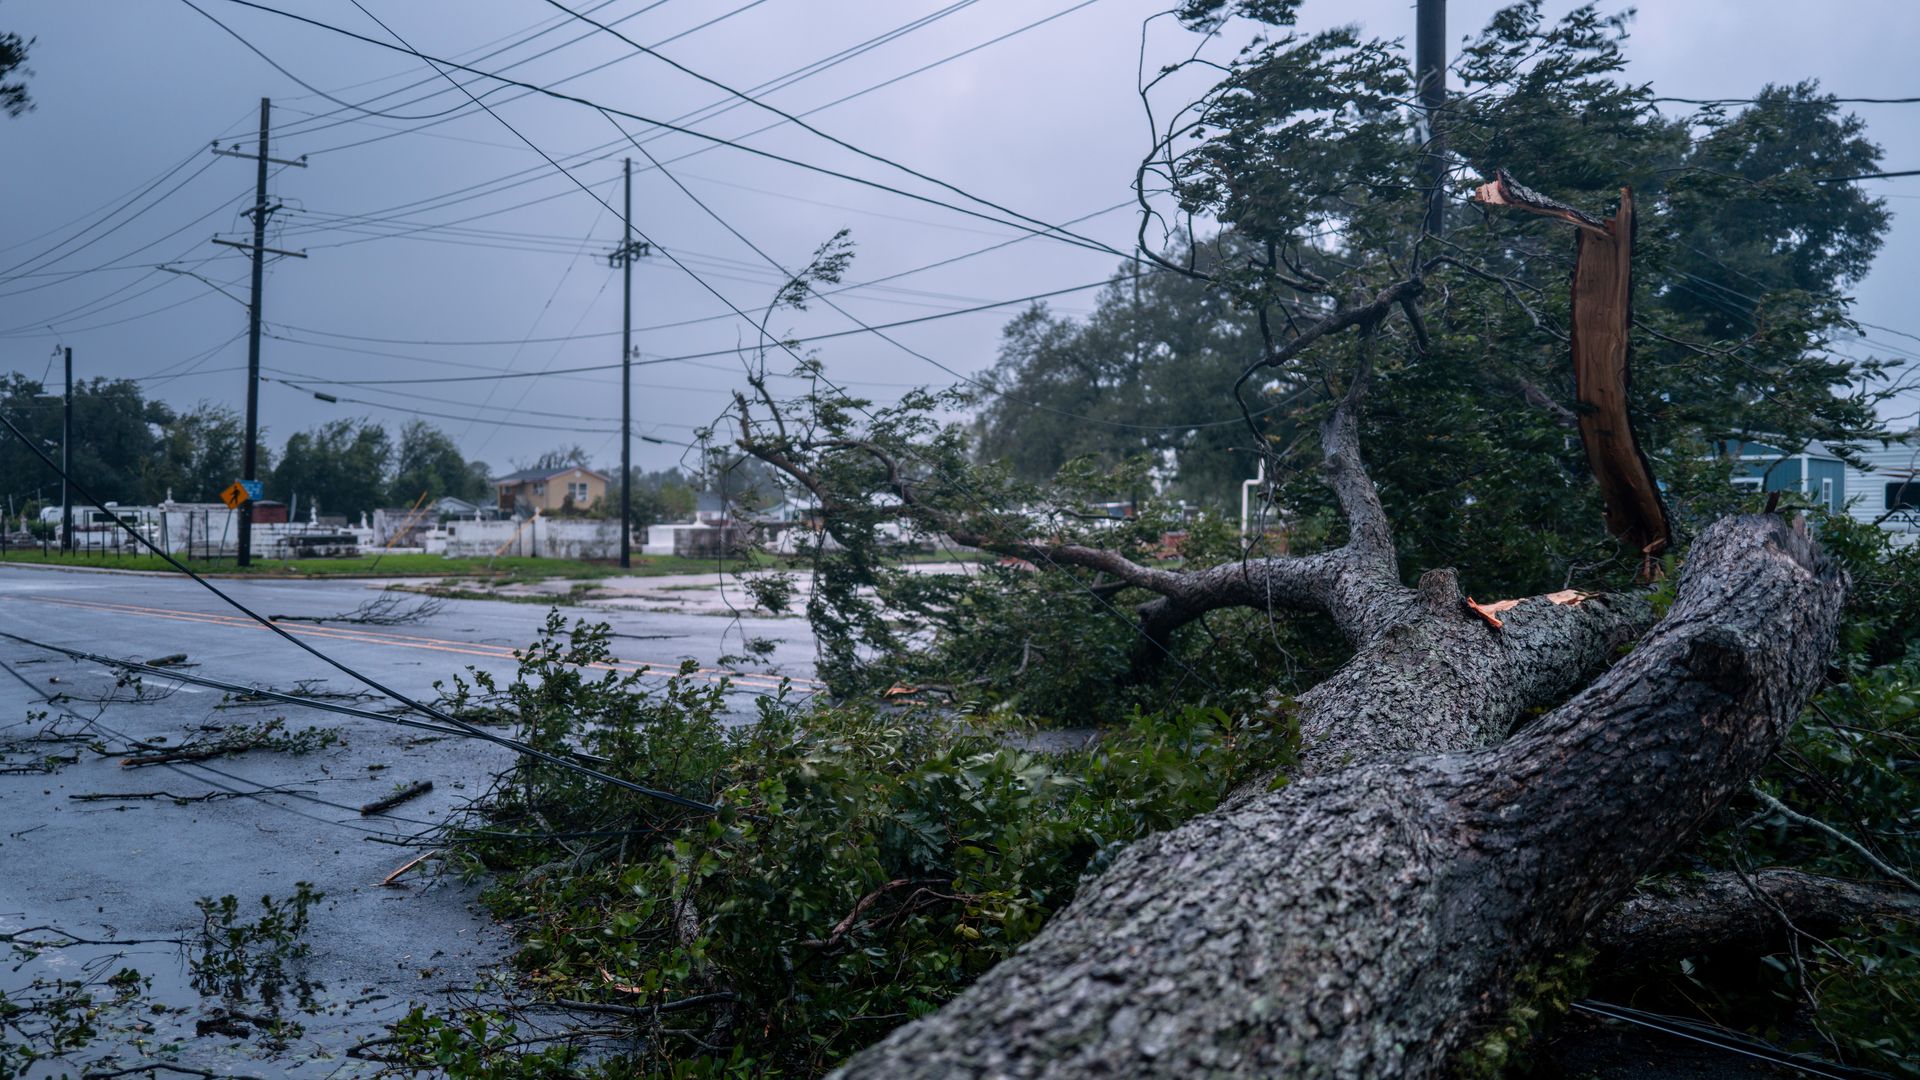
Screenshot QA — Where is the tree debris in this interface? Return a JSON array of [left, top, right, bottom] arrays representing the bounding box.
[[360, 780, 433, 817], [269, 593, 445, 627], [1474, 169, 1673, 571], [379, 849, 439, 887]]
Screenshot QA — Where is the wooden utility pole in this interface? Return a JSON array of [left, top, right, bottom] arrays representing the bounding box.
[[1417, 0, 1447, 237], [608, 158, 651, 569], [60, 345, 71, 554], [212, 97, 306, 566]]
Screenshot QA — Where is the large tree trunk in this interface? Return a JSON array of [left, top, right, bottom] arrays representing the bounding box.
[[835, 514, 1843, 1078]]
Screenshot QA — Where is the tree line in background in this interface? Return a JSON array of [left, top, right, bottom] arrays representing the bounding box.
[[0, 372, 723, 528]]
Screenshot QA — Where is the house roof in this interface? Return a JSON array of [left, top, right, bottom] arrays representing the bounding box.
[[492, 465, 610, 484]]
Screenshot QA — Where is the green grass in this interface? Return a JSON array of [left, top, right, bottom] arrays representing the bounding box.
[[0, 549, 761, 580]]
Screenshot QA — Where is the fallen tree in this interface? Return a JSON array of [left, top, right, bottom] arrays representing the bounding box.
[[833, 508, 1842, 1077], [738, 282, 1857, 1075], [714, 112, 1900, 1062], [387, 5, 1908, 1073]]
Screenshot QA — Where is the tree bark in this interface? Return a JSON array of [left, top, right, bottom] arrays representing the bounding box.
[[834, 514, 1843, 1078], [1591, 868, 1920, 968]]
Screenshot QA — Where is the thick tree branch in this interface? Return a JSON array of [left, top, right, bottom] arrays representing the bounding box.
[[1592, 869, 1920, 967], [736, 339, 1416, 650]]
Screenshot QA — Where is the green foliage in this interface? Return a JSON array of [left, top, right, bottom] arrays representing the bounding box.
[[0, 371, 190, 508], [603, 467, 700, 528], [973, 249, 1267, 503], [391, 418, 492, 506], [398, 615, 1297, 1076], [190, 883, 322, 1007], [373, 1008, 590, 1078], [269, 418, 394, 519], [1458, 950, 1594, 1078], [144, 401, 248, 504], [0, 17, 30, 118], [0, 970, 146, 1075], [1810, 512, 1920, 669]]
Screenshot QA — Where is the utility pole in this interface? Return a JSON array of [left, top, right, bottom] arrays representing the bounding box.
[[61, 346, 71, 554], [212, 97, 306, 566], [1416, 0, 1447, 238], [608, 157, 651, 569]]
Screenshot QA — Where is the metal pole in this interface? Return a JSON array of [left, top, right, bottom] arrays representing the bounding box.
[[61, 346, 72, 554], [620, 157, 633, 569], [1416, 0, 1447, 238], [239, 97, 270, 568]]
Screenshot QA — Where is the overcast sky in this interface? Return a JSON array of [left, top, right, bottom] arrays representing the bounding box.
[[4, 0, 1918, 486]]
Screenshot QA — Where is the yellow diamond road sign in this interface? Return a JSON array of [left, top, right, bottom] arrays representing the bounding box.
[[219, 481, 250, 510]]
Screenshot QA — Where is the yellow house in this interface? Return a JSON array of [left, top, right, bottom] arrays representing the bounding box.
[[493, 465, 610, 515]]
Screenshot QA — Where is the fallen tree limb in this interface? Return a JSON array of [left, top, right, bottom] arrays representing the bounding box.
[[1749, 787, 1920, 894], [1592, 868, 1920, 967], [380, 849, 440, 887], [1474, 170, 1672, 567], [120, 745, 246, 768], [270, 593, 445, 626], [360, 779, 434, 817], [834, 515, 1844, 1078], [69, 790, 240, 804]]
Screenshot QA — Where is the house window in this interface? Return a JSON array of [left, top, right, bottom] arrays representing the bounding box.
[[1731, 476, 1763, 493], [532, 482, 546, 496], [1888, 480, 1920, 511], [569, 482, 590, 502], [1820, 478, 1834, 509]]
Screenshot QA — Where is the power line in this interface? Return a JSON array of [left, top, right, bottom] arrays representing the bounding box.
[[0, 652, 427, 841], [270, 0, 739, 143], [266, 0, 642, 133], [284, 0, 976, 168], [1569, 1000, 1891, 1080], [0, 153, 219, 285], [270, 198, 1134, 349], [268, 277, 1128, 379], [1816, 168, 1920, 184], [539, 0, 1122, 257], [0, 259, 250, 339], [0, 114, 252, 258], [267, 377, 623, 433], [322, 0, 1220, 693], [262, 0, 1086, 264], [1654, 94, 1920, 106], [605, 110, 1257, 434], [204, 0, 1133, 260]]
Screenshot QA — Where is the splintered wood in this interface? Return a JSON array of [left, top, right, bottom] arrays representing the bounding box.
[[1474, 170, 1673, 577], [1465, 589, 1591, 631]]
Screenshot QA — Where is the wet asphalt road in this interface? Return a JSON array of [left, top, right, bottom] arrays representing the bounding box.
[[0, 562, 814, 1076]]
